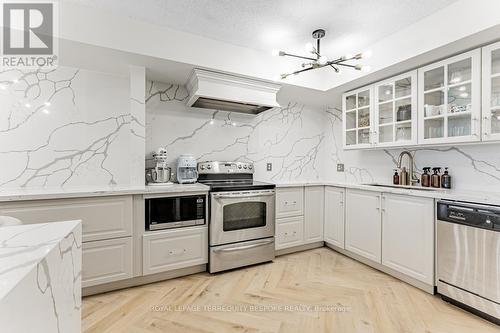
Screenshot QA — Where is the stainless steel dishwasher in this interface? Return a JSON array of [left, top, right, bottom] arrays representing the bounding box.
[[437, 200, 500, 324]]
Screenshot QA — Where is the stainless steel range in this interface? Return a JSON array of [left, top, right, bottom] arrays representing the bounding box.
[[197, 161, 276, 273]]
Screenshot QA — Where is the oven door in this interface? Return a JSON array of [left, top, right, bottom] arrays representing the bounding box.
[[210, 190, 275, 246]]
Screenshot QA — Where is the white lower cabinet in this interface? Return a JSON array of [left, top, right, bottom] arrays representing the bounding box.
[[381, 194, 434, 284], [142, 227, 208, 275], [275, 216, 304, 250], [324, 187, 345, 248], [82, 237, 133, 288], [345, 189, 382, 263], [304, 186, 324, 243]]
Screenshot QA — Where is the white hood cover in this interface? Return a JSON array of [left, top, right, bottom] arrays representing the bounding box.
[[186, 69, 281, 115]]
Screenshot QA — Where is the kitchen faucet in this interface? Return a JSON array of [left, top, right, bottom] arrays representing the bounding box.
[[397, 151, 419, 186]]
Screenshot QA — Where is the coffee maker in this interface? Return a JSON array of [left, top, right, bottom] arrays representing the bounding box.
[[145, 148, 172, 185], [176, 154, 198, 184]]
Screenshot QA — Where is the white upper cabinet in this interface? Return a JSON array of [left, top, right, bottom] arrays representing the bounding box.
[[482, 41, 500, 142], [418, 49, 481, 144], [343, 86, 374, 149], [374, 71, 418, 147]]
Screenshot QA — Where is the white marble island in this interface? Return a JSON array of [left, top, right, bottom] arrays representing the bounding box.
[[0, 220, 82, 333]]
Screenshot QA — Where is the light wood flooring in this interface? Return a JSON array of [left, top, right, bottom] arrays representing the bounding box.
[[82, 248, 500, 333]]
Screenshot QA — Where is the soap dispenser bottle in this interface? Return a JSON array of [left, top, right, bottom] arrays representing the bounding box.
[[393, 169, 400, 185], [421, 167, 431, 187], [441, 167, 452, 189], [400, 167, 408, 186], [431, 167, 441, 188]]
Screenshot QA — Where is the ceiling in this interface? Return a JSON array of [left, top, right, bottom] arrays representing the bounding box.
[[67, 0, 457, 59]]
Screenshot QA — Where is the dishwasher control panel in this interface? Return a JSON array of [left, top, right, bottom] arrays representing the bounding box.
[[437, 201, 500, 231]]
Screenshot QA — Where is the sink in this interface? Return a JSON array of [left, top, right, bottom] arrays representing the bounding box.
[[362, 183, 445, 192]]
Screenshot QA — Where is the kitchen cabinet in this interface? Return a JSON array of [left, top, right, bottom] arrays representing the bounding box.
[[142, 226, 208, 275], [82, 237, 133, 288], [343, 85, 374, 149], [275, 216, 304, 250], [482, 41, 500, 141], [324, 186, 345, 248], [418, 49, 481, 144], [374, 71, 418, 147], [276, 187, 304, 219], [345, 189, 381, 262], [304, 186, 324, 243], [381, 194, 434, 285], [0, 196, 133, 242]]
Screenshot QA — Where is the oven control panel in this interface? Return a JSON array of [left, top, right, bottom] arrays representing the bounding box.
[[198, 161, 254, 174]]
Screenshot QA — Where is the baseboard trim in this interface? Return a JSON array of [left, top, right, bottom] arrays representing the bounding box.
[[276, 241, 324, 256], [83, 264, 207, 296], [325, 242, 434, 295]]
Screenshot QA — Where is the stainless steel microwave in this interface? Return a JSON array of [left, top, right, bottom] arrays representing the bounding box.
[[145, 195, 206, 230]]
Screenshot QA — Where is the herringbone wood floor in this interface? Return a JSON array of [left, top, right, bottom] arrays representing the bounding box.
[[82, 248, 500, 333]]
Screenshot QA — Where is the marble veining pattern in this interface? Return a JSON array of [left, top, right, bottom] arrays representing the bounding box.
[[324, 104, 500, 191], [146, 81, 327, 182], [0, 221, 82, 333], [0, 66, 144, 191]]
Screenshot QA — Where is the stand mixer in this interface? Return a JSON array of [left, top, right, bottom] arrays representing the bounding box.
[[145, 148, 173, 186]]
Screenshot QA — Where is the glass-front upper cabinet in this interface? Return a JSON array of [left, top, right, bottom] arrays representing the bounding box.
[[373, 70, 418, 147], [482, 41, 500, 142], [418, 49, 481, 144], [343, 86, 374, 149]]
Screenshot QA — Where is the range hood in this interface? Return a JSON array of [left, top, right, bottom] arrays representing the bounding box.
[[186, 69, 281, 115]]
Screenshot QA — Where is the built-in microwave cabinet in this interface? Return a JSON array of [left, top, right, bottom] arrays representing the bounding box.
[[343, 85, 374, 149], [482, 41, 500, 142], [418, 49, 481, 145]]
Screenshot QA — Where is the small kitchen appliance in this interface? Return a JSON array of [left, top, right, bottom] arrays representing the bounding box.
[[145, 148, 172, 185], [197, 161, 276, 273], [176, 154, 198, 184], [145, 194, 206, 230]]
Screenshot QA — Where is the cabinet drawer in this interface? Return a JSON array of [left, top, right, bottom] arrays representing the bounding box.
[[82, 237, 133, 288], [0, 196, 133, 242], [276, 187, 304, 218], [143, 227, 208, 275], [276, 216, 304, 250]]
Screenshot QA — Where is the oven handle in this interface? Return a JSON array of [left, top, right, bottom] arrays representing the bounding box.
[[212, 239, 274, 253], [213, 191, 275, 199]]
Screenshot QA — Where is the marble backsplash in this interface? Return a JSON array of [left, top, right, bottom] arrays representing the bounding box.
[[146, 81, 327, 182], [323, 106, 500, 192], [147, 80, 500, 192], [0, 66, 144, 191]]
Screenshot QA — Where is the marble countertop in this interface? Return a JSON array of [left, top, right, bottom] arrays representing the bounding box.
[[0, 220, 81, 300], [0, 183, 210, 202], [273, 181, 500, 206]]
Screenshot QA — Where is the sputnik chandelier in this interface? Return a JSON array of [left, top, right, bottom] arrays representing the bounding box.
[[272, 29, 372, 79]]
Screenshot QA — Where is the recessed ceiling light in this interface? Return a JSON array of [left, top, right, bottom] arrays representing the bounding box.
[[42, 109, 50, 114], [44, 101, 51, 106], [24, 103, 31, 108]]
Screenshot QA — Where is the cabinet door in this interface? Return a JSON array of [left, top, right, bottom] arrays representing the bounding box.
[[143, 226, 208, 275], [374, 71, 418, 147], [345, 189, 381, 262], [304, 186, 324, 243], [382, 194, 434, 285], [418, 49, 481, 144], [482, 41, 500, 141], [275, 216, 304, 250], [82, 237, 133, 288], [276, 187, 304, 219], [343, 85, 374, 149], [324, 187, 345, 248], [0, 196, 133, 242]]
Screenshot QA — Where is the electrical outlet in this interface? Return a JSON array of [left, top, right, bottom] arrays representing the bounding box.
[[337, 163, 345, 172], [266, 163, 272, 171]]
